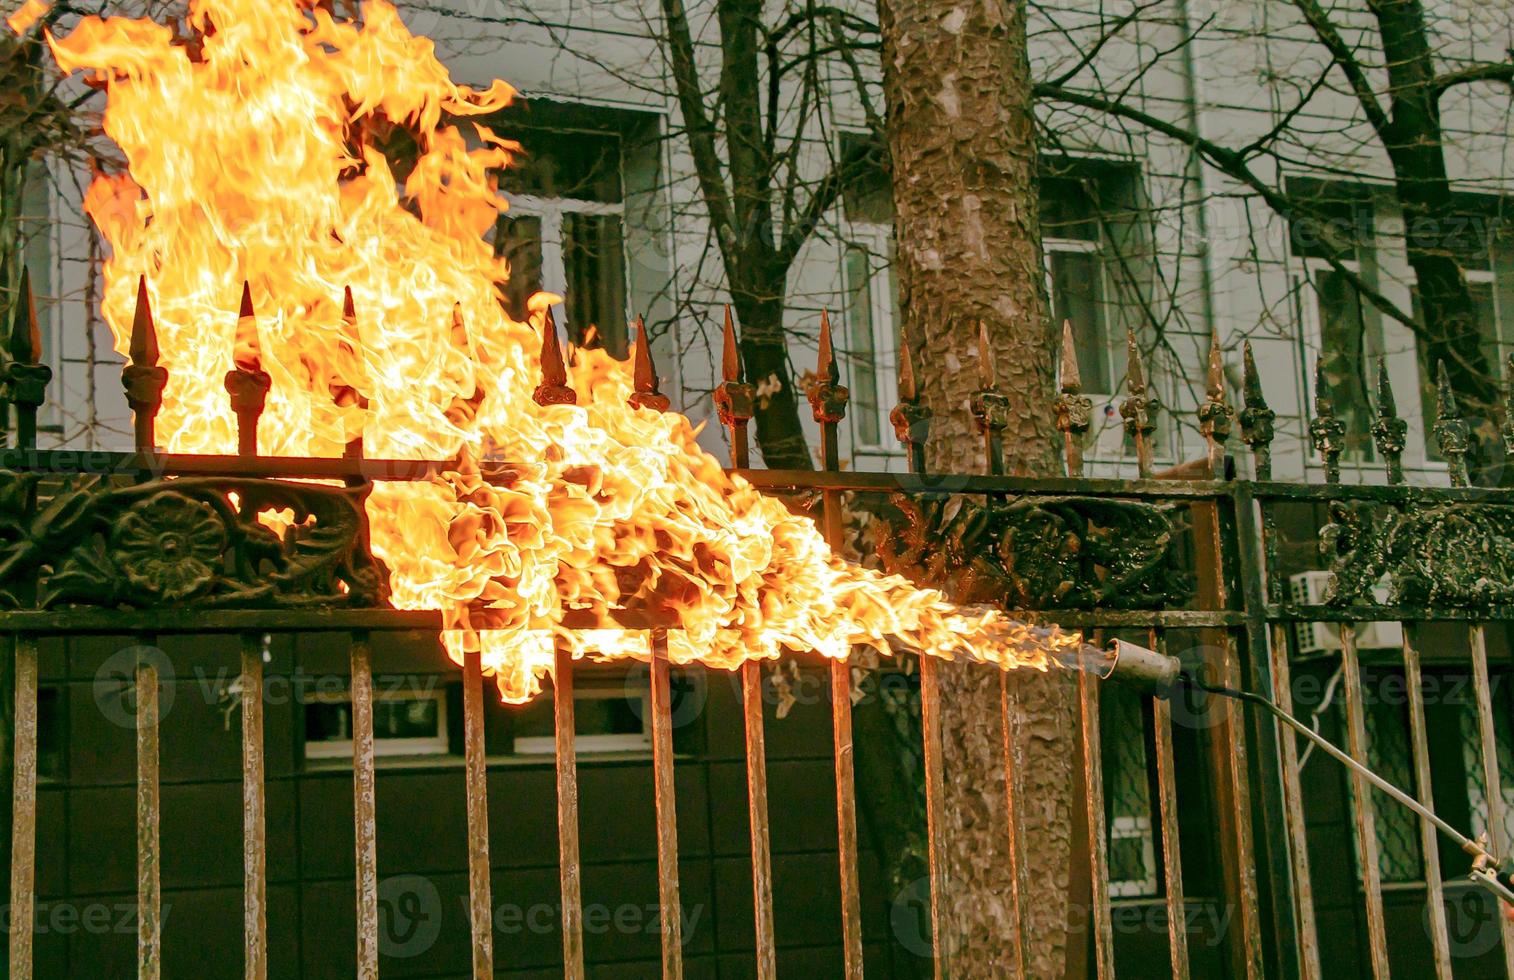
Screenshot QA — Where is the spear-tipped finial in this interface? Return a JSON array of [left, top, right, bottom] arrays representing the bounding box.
[[1238, 340, 1276, 480], [890, 339, 932, 473], [1371, 357, 1407, 484], [1434, 360, 1470, 486], [122, 275, 168, 453], [628, 316, 670, 413], [1055, 320, 1092, 477], [1308, 353, 1345, 483], [1058, 320, 1081, 394], [977, 320, 997, 390], [807, 310, 849, 424], [224, 281, 272, 455], [4, 265, 53, 450], [721, 305, 741, 383], [1120, 328, 1156, 477], [1198, 329, 1234, 477], [532, 303, 576, 407], [713, 305, 755, 468], [9, 264, 41, 365], [342, 284, 356, 322]]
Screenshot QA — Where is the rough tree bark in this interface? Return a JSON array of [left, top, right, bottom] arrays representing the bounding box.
[[878, 0, 1075, 974]]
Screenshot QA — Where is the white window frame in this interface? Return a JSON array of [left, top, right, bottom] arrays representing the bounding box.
[[503, 192, 628, 344], [304, 685, 449, 760], [512, 683, 653, 757], [841, 223, 900, 455]]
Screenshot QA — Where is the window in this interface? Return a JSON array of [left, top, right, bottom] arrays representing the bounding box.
[[509, 681, 652, 756], [1348, 672, 1425, 883], [304, 685, 449, 760], [1043, 173, 1122, 397], [1101, 683, 1159, 898], [1458, 685, 1514, 851], [496, 122, 630, 358], [1291, 193, 1381, 462], [838, 133, 899, 454]]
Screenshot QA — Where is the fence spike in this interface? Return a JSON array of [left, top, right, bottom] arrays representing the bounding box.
[[628, 316, 670, 413], [122, 275, 168, 453], [533, 304, 576, 407], [224, 281, 272, 456], [343, 284, 356, 323], [1433, 361, 1470, 486], [1308, 353, 1344, 484], [3, 266, 52, 450], [714, 305, 755, 468], [1198, 329, 1234, 477], [890, 339, 932, 473], [807, 311, 849, 470], [1371, 357, 1407, 485], [1238, 340, 1276, 480], [1119, 328, 1156, 477], [977, 319, 997, 390], [1055, 320, 1092, 478]]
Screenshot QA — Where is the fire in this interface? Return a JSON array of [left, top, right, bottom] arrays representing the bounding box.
[[41, 0, 1080, 700]]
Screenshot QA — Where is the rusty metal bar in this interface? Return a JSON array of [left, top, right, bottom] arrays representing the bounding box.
[[1468, 623, 1514, 978], [8, 634, 37, 980], [553, 644, 585, 980], [1149, 629, 1190, 980], [137, 644, 161, 980], [829, 658, 864, 980], [741, 661, 777, 980], [463, 649, 494, 979], [240, 634, 267, 980], [1265, 621, 1323, 980], [918, 653, 949, 979], [350, 632, 378, 980], [1401, 624, 1452, 980], [650, 631, 684, 980], [997, 670, 1029, 977], [1339, 625, 1392, 980], [1078, 663, 1116, 979]]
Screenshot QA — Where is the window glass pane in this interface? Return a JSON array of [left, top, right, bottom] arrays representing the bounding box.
[[845, 246, 882, 448], [1314, 270, 1376, 459], [1359, 676, 1424, 883], [1459, 679, 1514, 850], [1414, 282, 1500, 461], [1040, 175, 1099, 242], [502, 128, 623, 202], [839, 133, 891, 225], [373, 697, 440, 740], [1050, 250, 1112, 393], [1290, 196, 1366, 261], [496, 214, 543, 323], [1101, 682, 1157, 897], [561, 212, 628, 357]]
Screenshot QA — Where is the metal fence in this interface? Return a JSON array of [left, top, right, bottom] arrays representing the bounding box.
[[3, 257, 1514, 980]]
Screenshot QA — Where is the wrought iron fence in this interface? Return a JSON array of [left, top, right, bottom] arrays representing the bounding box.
[[3, 254, 1514, 980]]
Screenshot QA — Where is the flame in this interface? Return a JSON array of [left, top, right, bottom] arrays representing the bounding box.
[[44, 0, 1080, 700], [5, 0, 50, 35]]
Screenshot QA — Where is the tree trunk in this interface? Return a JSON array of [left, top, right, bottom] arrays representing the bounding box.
[[879, 0, 1075, 975], [730, 283, 815, 469]]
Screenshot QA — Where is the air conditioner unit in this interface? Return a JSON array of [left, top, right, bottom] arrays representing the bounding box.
[[1289, 571, 1403, 654]]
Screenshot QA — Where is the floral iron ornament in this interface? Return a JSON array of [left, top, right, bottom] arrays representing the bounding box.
[[0, 472, 386, 609]]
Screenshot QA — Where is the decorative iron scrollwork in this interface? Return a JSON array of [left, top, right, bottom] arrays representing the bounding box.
[[0, 471, 387, 609], [876, 493, 1191, 610], [1321, 500, 1514, 608]]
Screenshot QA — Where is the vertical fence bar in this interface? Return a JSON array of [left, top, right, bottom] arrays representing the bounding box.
[[240, 634, 267, 980], [1078, 663, 1115, 979], [741, 661, 777, 980], [137, 642, 161, 980], [710, 313, 776, 978], [1468, 624, 1514, 978], [1340, 625, 1392, 980], [553, 644, 585, 980], [1149, 629, 1190, 980], [350, 631, 379, 980], [809, 313, 864, 979], [463, 649, 494, 980], [8, 634, 37, 980], [226, 283, 271, 457], [649, 630, 684, 980], [5, 266, 52, 452], [1402, 625, 1453, 979], [917, 653, 949, 980]]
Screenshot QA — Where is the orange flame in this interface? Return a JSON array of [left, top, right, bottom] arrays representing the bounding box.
[[46, 0, 1079, 700]]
